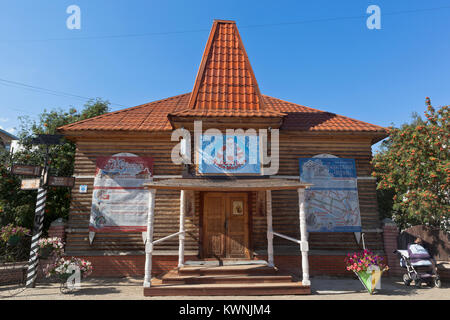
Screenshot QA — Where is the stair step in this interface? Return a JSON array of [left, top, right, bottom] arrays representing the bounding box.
[[161, 274, 294, 284], [144, 281, 311, 296], [184, 260, 268, 267], [178, 264, 277, 276]]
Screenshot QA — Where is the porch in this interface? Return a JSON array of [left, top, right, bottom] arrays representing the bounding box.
[[142, 178, 312, 296]]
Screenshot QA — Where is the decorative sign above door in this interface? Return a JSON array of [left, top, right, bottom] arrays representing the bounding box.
[[198, 134, 260, 175]]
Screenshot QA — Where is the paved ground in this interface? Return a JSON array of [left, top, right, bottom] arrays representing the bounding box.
[[1, 276, 449, 300]]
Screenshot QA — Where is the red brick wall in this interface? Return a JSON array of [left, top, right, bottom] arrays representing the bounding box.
[[60, 253, 449, 280], [258, 255, 358, 277], [61, 254, 392, 278], [44, 218, 397, 279], [0, 264, 27, 285], [70, 255, 199, 277], [383, 224, 402, 276]]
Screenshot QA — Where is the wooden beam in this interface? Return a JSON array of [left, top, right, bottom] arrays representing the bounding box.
[[266, 190, 274, 267], [297, 188, 310, 286], [178, 190, 186, 267], [144, 189, 156, 288], [144, 178, 311, 191]]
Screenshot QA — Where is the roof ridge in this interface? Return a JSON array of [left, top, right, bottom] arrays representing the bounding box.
[[169, 106, 285, 117]]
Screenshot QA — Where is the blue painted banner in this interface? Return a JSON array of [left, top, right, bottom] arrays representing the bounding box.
[[299, 158, 362, 232], [198, 134, 260, 174]]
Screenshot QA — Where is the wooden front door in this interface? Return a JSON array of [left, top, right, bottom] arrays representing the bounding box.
[[203, 192, 249, 259]]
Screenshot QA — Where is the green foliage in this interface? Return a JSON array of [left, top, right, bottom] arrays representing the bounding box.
[[372, 98, 450, 231], [0, 99, 109, 233], [0, 224, 31, 244]]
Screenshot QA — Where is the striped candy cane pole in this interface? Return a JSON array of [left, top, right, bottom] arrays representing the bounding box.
[[25, 187, 47, 288]]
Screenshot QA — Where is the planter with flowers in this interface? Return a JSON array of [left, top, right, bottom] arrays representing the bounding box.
[[345, 249, 389, 294], [0, 224, 31, 247], [37, 237, 64, 260], [0, 224, 31, 263], [43, 257, 93, 293]]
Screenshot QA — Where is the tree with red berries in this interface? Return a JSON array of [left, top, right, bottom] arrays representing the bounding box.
[[372, 98, 449, 231]]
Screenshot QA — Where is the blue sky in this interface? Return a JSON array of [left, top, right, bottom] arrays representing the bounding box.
[[1, 1, 449, 151]]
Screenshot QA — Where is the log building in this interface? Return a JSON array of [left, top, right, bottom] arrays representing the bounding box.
[[58, 20, 388, 296]]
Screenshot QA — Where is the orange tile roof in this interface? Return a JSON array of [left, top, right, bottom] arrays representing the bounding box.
[[263, 95, 386, 132], [172, 20, 283, 118], [171, 108, 284, 118], [58, 92, 386, 133], [58, 20, 387, 136], [59, 93, 190, 132]]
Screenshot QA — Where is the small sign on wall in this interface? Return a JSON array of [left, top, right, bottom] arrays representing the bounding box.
[[79, 185, 88, 193], [12, 165, 42, 176], [47, 176, 75, 188], [21, 178, 41, 190], [232, 200, 244, 215]]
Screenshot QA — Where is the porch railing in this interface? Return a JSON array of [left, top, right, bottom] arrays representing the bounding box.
[[150, 231, 185, 246], [273, 231, 301, 245]]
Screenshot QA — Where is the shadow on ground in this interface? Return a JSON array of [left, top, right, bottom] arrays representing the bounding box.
[[310, 275, 447, 297]]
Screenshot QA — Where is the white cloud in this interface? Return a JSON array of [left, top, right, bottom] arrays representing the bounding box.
[[0, 117, 8, 123]]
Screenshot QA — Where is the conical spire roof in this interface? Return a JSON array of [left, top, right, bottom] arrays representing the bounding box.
[[173, 20, 284, 117]]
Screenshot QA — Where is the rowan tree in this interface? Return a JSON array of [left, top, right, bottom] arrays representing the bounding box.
[[372, 98, 449, 231]]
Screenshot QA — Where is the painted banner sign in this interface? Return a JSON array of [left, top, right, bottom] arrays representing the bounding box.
[[89, 156, 153, 232], [198, 134, 260, 174], [299, 158, 362, 232]]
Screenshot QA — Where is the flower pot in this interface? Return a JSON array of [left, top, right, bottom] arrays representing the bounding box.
[[39, 247, 54, 259], [59, 273, 72, 282], [7, 235, 21, 246], [355, 269, 384, 294]]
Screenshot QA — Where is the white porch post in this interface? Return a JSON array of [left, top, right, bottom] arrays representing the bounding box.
[[266, 190, 274, 267], [178, 190, 186, 268], [144, 188, 156, 288], [297, 188, 310, 286]]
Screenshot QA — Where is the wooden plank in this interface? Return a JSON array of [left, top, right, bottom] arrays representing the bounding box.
[[144, 282, 310, 296], [12, 165, 42, 176], [144, 178, 311, 191]]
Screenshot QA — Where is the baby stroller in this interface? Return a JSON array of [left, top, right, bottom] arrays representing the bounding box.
[[395, 243, 441, 288]]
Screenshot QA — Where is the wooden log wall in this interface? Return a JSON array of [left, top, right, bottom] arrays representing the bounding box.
[[251, 133, 384, 254], [66, 132, 384, 256], [66, 135, 199, 255]]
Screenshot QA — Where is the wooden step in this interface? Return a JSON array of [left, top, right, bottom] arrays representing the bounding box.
[[161, 273, 294, 285], [144, 281, 311, 296], [178, 264, 277, 276]]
